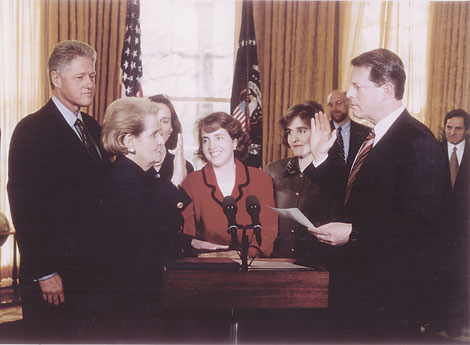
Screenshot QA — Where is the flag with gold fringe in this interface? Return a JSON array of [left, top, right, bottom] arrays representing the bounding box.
[[230, 0, 262, 168]]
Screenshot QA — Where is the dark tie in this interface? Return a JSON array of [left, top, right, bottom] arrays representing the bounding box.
[[335, 127, 345, 163], [449, 146, 459, 188], [344, 128, 375, 206], [74, 118, 101, 162]]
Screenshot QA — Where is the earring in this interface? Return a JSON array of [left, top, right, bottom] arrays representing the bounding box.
[[128, 148, 135, 154]]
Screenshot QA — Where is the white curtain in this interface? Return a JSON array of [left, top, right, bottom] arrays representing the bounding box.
[[338, 1, 430, 123], [0, 0, 45, 282]]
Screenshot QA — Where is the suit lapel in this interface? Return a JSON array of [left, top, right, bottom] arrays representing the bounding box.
[[353, 110, 409, 182], [232, 160, 250, 202], [348, 122, 363, 166], [456, 142, 470, 187], [45, 100, 87, 149], [45, 100, 103, 163], [201, 159, 250, 207]]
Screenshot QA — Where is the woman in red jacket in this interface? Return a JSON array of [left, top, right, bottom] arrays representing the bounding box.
[[182, 112, 277, 257]]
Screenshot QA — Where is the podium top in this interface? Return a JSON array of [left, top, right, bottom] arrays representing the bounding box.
[[165, 257, 317, 272]]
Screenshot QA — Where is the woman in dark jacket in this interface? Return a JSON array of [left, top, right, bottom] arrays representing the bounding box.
[[98, 97, 183, 339], [97, 97, 225, 340], [265, 101, 343, 263]]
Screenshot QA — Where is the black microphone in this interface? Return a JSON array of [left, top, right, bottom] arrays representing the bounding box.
[[222, 196, 239, 248], [246, 195, 262, 246]]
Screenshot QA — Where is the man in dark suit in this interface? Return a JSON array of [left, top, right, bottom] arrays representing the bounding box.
[[8, 40, 108, 340], [305, 49, 449, 340], [441, 109, 470, 335], [327, 89, 369, 168]]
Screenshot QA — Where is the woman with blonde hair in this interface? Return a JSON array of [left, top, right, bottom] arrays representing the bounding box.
[[98, 97, 224, 339]]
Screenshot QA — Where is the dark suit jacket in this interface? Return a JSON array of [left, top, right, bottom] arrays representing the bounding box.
[[307, 110, 449, 323], [324, 120, 370, 203], [440, 141, 470, 312], [441, 141, 470, 234], [266, 157, 342, 262], [7, 99, 109, 287], [99, 156, 190, 319]]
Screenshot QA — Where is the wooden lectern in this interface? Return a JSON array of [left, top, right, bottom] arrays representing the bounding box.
[[162, 258, 329, 309]]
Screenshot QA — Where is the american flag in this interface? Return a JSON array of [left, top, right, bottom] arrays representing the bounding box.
[[232, 100, 247, 130], [121, 0, 143, 97], [230, 0, 262, 168]]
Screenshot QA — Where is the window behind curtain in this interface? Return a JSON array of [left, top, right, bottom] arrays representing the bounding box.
[[1, 0, 44, 286], [140, 0, 236, 170], [339, 1, 429, 122]]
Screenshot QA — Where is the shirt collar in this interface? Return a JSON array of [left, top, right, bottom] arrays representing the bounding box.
[[52, 95, 83, 127], [333, 119, 351, 132], [448, 140, 466, 154], [372, 105, 405, 146]]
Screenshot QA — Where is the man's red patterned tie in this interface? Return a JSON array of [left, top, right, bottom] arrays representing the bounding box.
[[344, 128, 375, 206]]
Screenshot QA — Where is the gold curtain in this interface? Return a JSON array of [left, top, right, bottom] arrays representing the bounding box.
[[44, 0, 128, 123], [425, 1, 470, 137], [338, 1, 431, 124], [0, 0, 128, 282], [337, 1, 365, 92], [253, 1, 337, 167]]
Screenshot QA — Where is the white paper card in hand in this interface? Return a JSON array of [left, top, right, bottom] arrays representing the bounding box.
[[271, 207, 314, 228]]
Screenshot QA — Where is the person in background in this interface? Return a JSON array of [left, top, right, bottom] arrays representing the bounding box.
[[7, 40, 109, 340], [266, 101, 342, 262], [98, 97, 227, 340], [148, 94, 194, 186], [305, 49, 449, 340], [440, 109, 470, 336], [182, 112, 277, 257], [327, 90, 369, 168]]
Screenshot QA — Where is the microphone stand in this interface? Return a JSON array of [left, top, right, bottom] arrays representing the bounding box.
[[228, 224, 258, 272], [240, 225, 249, 271], [239, 224, 257, 272]]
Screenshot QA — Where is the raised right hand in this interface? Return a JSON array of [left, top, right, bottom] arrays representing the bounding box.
[[171, 133, 187, 188], [310, 111, 337, 163]]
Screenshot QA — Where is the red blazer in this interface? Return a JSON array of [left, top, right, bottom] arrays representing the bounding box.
[[182, 159, 277, 257]]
